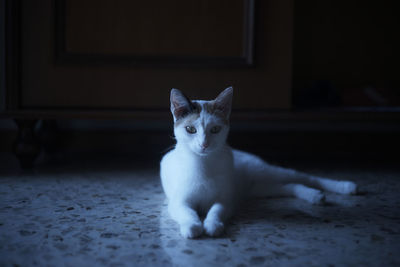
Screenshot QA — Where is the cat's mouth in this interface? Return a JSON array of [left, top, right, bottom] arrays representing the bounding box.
[[196, 151, 209, 156], [194, 149, 211, 156], [191, 145, 214, 156]]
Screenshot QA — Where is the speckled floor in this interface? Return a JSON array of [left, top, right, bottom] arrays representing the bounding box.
[[0, 154, 399, 267]]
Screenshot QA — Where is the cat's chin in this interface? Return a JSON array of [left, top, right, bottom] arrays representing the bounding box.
[[192, 150, 214, 157], [195, 151, 210, 157]]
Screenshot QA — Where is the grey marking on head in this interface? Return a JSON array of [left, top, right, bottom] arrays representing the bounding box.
[[170, 87, 233, 125]]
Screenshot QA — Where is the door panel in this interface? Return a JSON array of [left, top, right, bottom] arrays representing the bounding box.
[[20, 0, 293, 111], [64, 0, 245, 57]]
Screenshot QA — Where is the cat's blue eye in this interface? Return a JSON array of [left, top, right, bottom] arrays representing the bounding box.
[[185, 126, 197, 134], [210, 126, 221, 134]]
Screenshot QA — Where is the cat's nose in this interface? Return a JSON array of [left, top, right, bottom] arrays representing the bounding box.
[[201, 142, 209, 149]]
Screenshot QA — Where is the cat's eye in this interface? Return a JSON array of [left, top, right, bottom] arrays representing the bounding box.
[[185, 126, 197, 134], [210, 126, 221, 134]]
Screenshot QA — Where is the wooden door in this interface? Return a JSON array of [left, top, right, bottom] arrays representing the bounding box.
[[10, 0, 293, 116]]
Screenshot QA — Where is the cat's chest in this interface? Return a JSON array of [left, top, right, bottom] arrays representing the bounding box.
[[182, 174, 223, 210], [181, 159, 233, 202], [184, 157, 230, 183]]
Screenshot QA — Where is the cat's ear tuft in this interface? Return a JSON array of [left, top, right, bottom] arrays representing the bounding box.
[[214, 87, 233, 119], [170, 88, 194, 121]]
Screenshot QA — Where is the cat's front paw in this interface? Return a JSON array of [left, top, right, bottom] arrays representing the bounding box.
[[180, 221, 203, 239], [337, 181, 357, 195], [203, 219, 224, 237]]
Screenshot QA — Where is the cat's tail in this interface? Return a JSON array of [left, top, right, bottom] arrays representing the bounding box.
[[253, 163, 357, 195], [234, 149, 357, 204]]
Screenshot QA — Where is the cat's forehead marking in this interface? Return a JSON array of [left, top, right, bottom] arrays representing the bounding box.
[[173, 101, 202, 126], [194, 100, 217, 115], [203, 102, 216, 114], [193, 102, 202, 112], [198, 100, 228, 125], [173, 100, 228, 127], [174, 112, 200, 127]]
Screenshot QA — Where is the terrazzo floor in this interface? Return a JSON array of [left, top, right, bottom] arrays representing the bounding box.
[[0, 153, 399, 267]]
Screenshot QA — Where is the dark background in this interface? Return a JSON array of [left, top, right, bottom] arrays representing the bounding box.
[[1, 0, 399, 167]]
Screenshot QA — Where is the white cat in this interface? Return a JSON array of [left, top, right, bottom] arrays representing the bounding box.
[[160, 87, 357, 239]]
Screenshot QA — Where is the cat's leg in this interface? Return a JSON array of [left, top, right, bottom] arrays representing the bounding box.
[[262, 165, 357, 195], [168, 201, 203, 239], [203, 203, 231, 237], [280, 171, 357, 195], [305, 175, 357, 195], [272, 183, 326, 205]]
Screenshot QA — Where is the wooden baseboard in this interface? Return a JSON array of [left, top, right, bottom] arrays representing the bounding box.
[[1, 114, 399, 161], [2, 129, 397, 161]]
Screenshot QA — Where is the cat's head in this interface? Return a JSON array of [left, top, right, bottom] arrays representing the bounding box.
[[170, 87, 233, 156]]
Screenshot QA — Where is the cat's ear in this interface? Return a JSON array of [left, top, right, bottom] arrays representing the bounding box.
[[170, 88, 195, 121], [214, 87, 233, 119]]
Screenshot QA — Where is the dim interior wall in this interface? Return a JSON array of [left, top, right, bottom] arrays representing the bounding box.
[[0, 0, 5, 111], [293, 1, 400, 107]]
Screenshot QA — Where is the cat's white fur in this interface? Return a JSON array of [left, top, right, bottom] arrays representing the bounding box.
[[160, 87, 357, 238]]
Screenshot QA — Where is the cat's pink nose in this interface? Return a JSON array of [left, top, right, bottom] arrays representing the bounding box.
[[201, 143, 209, 149]]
